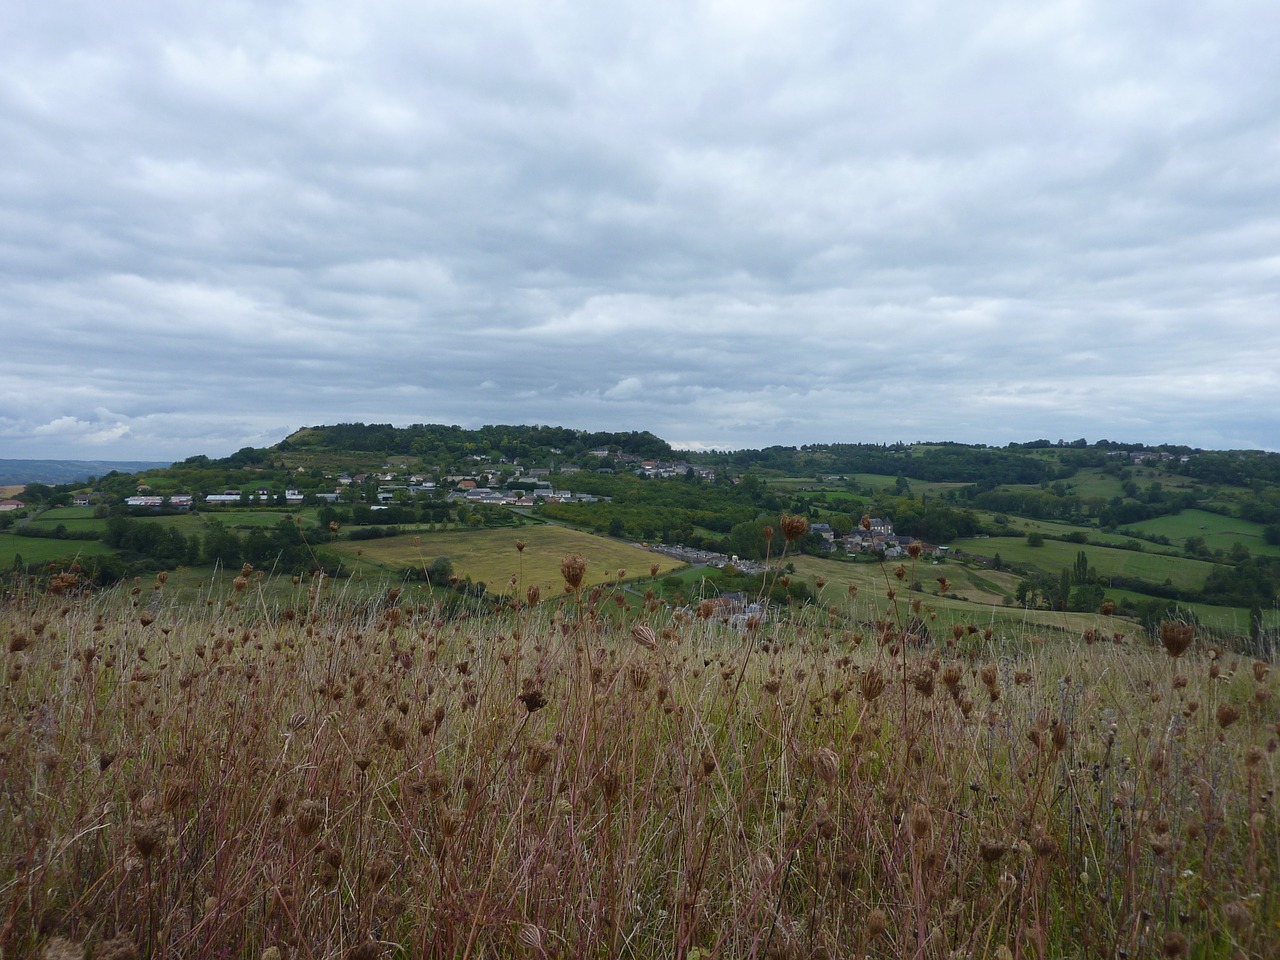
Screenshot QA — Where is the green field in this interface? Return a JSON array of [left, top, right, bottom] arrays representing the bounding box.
[[24, 506, 105, 534], [788, 555, 1126, 640], [950, 535, 1219, 592], [843, 473, 971, 496], [1056, 468, 1125, 499], [27, 505, 98, 521], [653, 551, 1109, 640], [1118, 508, 1280, 557], [0, 532, 115, 566], [971, 512, 1163, 548], [326, 524, 686, 595], [1099, 588, 1280, 634], [192, 507, 323, 529]]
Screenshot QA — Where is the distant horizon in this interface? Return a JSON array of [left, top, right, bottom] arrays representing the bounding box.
[[3, 421, 1276, 467]]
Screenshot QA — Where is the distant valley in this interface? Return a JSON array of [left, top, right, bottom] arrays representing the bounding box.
[[0, 458, 171, 486]]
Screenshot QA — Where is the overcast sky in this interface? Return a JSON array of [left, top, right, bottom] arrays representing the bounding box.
[[3, 0, 1278, 462]]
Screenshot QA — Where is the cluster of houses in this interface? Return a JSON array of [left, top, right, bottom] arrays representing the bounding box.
[[124, 491, 295, 509], [107, 485, 946, 563], [689, 594, 770, 632], [649, 543, 768, 575], [810, 519, 948, 560], [124, 495, 194, 509], [647, 518, 944, 592], [115, 474, 609, 512], [626, 458, 717, 481], [60, 462, 947, 565], [1105, 450, 1194, 464], [450, 485, 608, 508], [83, 451, 715, 516]]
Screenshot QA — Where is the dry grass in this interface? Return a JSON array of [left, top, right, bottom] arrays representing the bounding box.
[[2, 556, 1278, 959]]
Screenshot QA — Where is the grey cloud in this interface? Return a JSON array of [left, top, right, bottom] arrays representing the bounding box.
[[2, 0, 1278, 459]]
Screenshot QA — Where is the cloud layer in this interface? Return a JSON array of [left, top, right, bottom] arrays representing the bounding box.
[[4, 0, 1278, 459]]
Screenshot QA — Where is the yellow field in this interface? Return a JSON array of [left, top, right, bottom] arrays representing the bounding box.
[[326, 524, 686, 594]]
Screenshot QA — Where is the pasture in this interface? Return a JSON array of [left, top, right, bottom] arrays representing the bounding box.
[[1119, 508, 1280, 557], [950, 535, 1219, 592], [0, 532, 115, 566], [325, 524, 686, 594]]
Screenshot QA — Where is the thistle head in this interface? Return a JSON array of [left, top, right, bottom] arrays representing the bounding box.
[[780, 513, 809, 543], [1159, 620, 1194, 659], [560, 554, 587, 591]]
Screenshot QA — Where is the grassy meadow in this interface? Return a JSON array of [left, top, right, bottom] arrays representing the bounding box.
[[1119, 509, 1280, 558], [3, 548, 1278, 960], [951, 537, 1220, 593], [326, 525, 686, 595], [0, 532, 115, 566]]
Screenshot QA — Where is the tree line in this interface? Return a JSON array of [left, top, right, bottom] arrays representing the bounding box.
[[102, 516, 324, 576]]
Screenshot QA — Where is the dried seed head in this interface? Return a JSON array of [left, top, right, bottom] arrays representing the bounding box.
[[1161, 931, 1188, 958], [524, 740, 554, 776], [439, 808, 464, 836], [909, 802, 932, 840], [780, 512, 809, 543], [1032, 827, 1059, 858], [560, 554, 587, 591], [132, 819, 164, 859], [866, 907, 888, 938], [517, 924, 543, 951], [95, 937, 139, 960], [1159, 621, 1194, 658], [1224, 901, 1251, 933], [628, 662, 651, 691], [631, 623, 657, 650], [41, 936, 85, 960], [860, 666, 886, 702], [295, 799, 324, 837], [1050, 721, 1068, 752], [1216, 703, 1241, 729], [910, 668, 935, 698], [942, 662, 963, 693], [979, 840, 1006, 863], [812, 747, 840, 785]]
